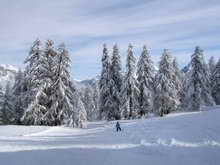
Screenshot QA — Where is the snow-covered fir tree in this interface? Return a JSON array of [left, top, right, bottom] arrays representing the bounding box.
[[172, 58, 184, 106], [209, 56, 216, 76], [92, 82, 100, 120], [23, 39, 43, 110], [0, 86, 5, 124], [73, 93, 87, 128], [44, 43, 87, 127], [99, 44, 112, 120], [22, 40, 87, 127], [122, 44, 139, 119], [22, 85, 48, 125], [12, 69, 25, 124], [183, 46, 215, 111], [154, 49, 180, 116], [211, 58, 220, 105], [109, 44, 123, 120], [81, 86, 96, 121], [69, 82, 87, 128], [0, 83, 14, 124], [209, 56, 216, 86], [24, 39, 42, 81], [22, 40, 52, 125], [136, 45, 155, 117], [44, 43, 73, 126]]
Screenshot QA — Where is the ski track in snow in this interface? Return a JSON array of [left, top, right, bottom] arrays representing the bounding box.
[[140, 138, 220, 148], [0, 144, 140, 153], [0, 138, 220, 153], [0, 109, 220, 165]]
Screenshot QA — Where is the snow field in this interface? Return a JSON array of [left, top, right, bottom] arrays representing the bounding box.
[[0, 108, 220, 165]]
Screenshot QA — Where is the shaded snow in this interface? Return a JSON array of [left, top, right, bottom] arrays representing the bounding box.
[[0, 107, 220, 165]]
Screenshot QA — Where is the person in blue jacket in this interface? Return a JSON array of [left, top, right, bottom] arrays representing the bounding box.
[[116, 121, 121, 132]]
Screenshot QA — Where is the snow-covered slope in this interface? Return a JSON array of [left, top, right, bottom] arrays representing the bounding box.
[[73, 76, 99, 90], [79, 76, 99, 87], [0, 64, 18, 89], [0, 107, 220, 165]]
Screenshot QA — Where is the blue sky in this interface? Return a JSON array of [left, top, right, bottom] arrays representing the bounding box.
[[0, 0, 220, 80]]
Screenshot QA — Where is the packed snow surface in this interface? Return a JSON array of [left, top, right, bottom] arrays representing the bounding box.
[[0, 108, 220, 165]]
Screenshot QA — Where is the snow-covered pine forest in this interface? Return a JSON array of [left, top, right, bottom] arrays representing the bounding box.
[[0, 40, 219, 128]]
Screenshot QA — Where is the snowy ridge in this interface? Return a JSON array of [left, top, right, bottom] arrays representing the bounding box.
[[73, 76, 100, 90], [0, 64, 18, 89], [0, 143, 140, 153], [0, 64, 18, 72], [23, 126, 104, 137], [163, 111, 201, 118], [141, 138, 220, 148]]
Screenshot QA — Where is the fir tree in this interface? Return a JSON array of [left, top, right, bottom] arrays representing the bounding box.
[[122, 44, 139, 119], [154, 49, 179, 116], [109, 44, 123, 120], [74, 93, 87, 128], [38, 40, 59, 125], [99, 44, 112, 120], [0, 83, 14, 124], [172, 58, 184, 106], [22, 85, 48, 125], [22, 40, 86, 127], [209, 56, 216, 76], [136, 45, 154, 117], [23, 39, 43, 109], [82, 86, 96, 121], [93, 82, 100, 120], [211, 58, 220, 104], [44, 43, 87, 127], [12, 69, 25, 124], [22, 40, 51, 125], [0, 86, 4, 125], [69, 82, 87, 128], [24, 39, 42, 81], [183, 46, 215, 111]]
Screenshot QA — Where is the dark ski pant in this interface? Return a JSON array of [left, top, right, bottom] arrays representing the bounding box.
[[116, 127, 121, 132]]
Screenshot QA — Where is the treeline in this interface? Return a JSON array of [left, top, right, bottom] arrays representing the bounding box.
[[99, 44, 220, 120], [0, 40, 220, 126]]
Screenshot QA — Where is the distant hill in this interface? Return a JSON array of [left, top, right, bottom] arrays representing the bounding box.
[[0, 64, 18, 90]]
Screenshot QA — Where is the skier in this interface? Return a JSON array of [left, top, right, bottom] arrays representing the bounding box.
[[116, 121, 121, 132]]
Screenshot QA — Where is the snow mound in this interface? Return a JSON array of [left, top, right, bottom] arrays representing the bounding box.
[[164, 111, 201, 118], [140, 138, 220, 148], [23, 126, 99, 137]]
